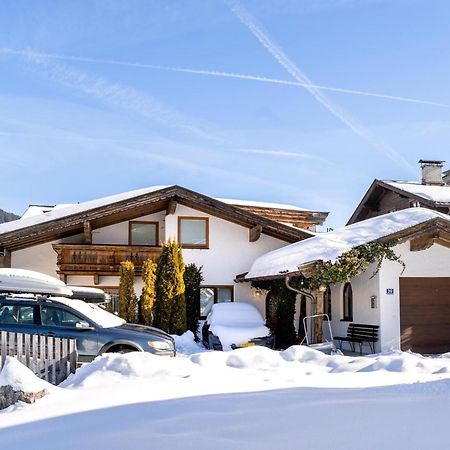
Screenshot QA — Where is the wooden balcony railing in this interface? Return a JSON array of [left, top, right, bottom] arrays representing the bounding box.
[[53, 244, 161, 276]]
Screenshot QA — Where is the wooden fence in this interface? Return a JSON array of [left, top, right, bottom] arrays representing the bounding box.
[[0, 331, 78, 385]]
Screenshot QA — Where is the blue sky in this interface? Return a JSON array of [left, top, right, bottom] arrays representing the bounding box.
[[1, 0, 450, 228]]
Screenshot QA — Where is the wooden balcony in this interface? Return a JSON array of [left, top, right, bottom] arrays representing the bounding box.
[[53, 244, 161, 276]]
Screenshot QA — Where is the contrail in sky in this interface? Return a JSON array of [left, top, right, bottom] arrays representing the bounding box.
[[224, 0, 416, 174], [0, 47, 447, 108], [15, 50, 214, 140]]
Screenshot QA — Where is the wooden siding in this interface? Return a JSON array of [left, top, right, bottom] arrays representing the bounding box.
[[53, 244, 161, 276], [400, 277, 450, 354], [227, 205, 328, 228]]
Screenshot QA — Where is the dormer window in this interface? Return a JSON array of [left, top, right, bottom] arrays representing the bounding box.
[[129, 221, 159, 246]]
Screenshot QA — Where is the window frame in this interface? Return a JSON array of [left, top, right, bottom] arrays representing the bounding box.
[[178, 216, 209, 249], [128, 220, 159, 247], [199, 285, 234, 319], [342, 282, 353, 322]]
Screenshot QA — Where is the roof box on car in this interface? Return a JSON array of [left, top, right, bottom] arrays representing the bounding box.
[[0, 268, 73, 297], [67, 285, 110, 304]]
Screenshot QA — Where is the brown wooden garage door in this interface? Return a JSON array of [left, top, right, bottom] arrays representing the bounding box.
[[400, 277, 450, 354]]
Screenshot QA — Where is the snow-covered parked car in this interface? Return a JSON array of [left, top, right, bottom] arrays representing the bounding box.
[[0, 269, 176, 361], [202, 302, 275, 351]]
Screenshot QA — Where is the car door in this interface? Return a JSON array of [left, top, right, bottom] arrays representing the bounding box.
[[38, 304, 99, 363]]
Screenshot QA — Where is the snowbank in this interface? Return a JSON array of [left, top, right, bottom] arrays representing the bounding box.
[[63, 344, 450, 391], [4, 345, 450, 449], [0, 357, 51, 393], [172, 331, 205, 355]]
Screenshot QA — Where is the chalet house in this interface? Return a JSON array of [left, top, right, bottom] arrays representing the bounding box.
[[349, 160, 450, 224], [0, 185, 326, 319], [245, 207, 450, 354]]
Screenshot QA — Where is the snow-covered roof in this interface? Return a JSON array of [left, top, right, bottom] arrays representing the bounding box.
[[246, 208, 450, 280], [0, 185, 171, 234], [384, 181, 450, 204], [217, 198, 311, 212], [21, 205, 54, 219]]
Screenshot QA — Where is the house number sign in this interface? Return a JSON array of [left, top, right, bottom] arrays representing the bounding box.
[[386, 288, 394, 295]]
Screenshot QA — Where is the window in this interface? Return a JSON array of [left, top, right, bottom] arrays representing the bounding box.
[[129, 221, 159, 246], [200, 286, 233, 318], [0, 304, 35, 325], [40, 306, 87, 328], [323, 286, 332, 320], [342, 282, 353, 322], [178, 217, 209, 248]]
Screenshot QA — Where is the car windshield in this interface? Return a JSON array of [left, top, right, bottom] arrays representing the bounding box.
[[50, 298, 125, 328]]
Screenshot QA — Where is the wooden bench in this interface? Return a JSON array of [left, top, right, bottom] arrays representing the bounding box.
[[334, 323, 379, 355]]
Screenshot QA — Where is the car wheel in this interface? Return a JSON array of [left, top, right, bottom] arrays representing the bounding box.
[[117, 348, 133, 354], [107, 345, 137, 354]]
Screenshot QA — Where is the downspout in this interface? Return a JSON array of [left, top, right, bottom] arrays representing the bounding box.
[[285, 275, 316, 343], [284, 275, 315, 309]]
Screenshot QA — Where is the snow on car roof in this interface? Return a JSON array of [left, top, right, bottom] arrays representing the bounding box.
[[52, 297, 125, 328], [0, 185, 171, 234], [384, 181, 450, 204], [207, 303, 270, 351], [246, 207, 450, 279], [207, 302, 265, 326]]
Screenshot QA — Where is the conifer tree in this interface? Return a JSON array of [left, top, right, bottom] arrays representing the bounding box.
[[139, 259, 157, 325], [153, 240, 187, 334], [183, 263, 203, 339], [119, 260, 137, 322]]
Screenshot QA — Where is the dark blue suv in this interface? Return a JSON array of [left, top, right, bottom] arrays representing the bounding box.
[[0, 295, 175, 362]]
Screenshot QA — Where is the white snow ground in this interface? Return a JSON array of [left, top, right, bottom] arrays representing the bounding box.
[[2, 332, 450, 449]]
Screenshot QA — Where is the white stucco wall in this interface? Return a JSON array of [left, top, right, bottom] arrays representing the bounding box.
[[378, 241, 450, 351], [167, 205, 287, 315], [325, 263, 381, 352], [325, 241, 450, 352], [11, 242, 60, 278], [92, 211, 166, 245]]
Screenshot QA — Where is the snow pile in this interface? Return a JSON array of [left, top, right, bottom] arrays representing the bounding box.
[[4, 344, 450, 449], [0, 357, 51, 393], [62, 352, 195, 389], [246, 207, 450, 279], [279, 346, 450, 374], [206, 303, 271, 350], [172, 331, 205, 355], [65, 344, 450, 391], [386, 181, 450, 203]]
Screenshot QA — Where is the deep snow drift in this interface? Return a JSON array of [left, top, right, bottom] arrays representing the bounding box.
[[2, 337, 450, 449]]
